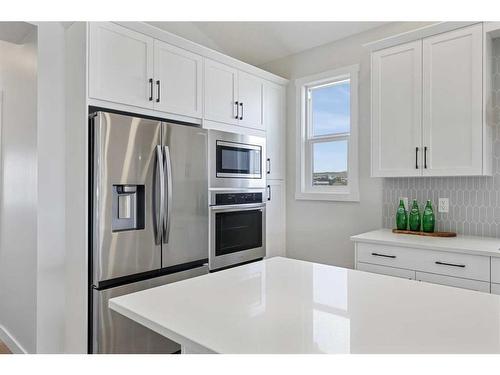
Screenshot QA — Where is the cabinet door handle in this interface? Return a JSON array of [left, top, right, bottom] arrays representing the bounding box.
[[239, 102, 243, 120], [234, 101, 239, 119], [371, 252, 396, 259], [424, 146, 428, 169], [435, 261, 465, 268], [156, 80, 161, 103], [266, 158, 271, 174], [267, 184, 271, 201], [415, 147, 419, 169], [149, 78, 153, 101]]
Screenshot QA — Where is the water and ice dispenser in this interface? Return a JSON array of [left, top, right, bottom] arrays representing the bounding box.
[[112, 184, 145, 232]]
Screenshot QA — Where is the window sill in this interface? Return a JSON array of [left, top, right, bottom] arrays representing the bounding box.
[[295, 191, 360, 202]]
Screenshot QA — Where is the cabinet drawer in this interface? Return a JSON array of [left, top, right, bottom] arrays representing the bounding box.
[[357, 262, 415, 280], [356, 243, 490, 281], [415, 272, 490, 293], [491, 258, 500, 284], [491, 283, 500, 295]]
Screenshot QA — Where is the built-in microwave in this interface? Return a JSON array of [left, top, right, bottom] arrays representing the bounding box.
[[208, 189, 266, 271], [208, 130, 266, 189]]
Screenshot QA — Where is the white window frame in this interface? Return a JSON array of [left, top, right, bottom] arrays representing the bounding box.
[[295, 65, 359, 202]]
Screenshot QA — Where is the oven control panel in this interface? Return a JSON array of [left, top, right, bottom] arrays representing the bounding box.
[[215, 192, 263, 206]]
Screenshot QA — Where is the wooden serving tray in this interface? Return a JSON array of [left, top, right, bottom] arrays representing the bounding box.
[[392, 229, 457, 237]]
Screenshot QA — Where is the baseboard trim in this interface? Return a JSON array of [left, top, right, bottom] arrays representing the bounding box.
[[0, 325, 27, 354]]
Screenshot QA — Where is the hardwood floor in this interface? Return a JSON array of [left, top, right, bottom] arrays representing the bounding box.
[[0, 340, 12, 354]]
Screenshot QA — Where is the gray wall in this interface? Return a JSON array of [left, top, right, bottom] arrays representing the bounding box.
[[261, 22, 433, 268], [0, 27, 37, 353], [383, 38, 500, 237]]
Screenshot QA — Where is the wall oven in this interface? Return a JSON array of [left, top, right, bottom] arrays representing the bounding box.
[[209, 189, 266, 271], [208, 130, 266, 189]]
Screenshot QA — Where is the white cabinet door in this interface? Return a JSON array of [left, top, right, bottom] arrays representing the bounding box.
[[89, 22, 154, 109], [415, 271, 490, 293], [154, 41, 203, 118], [238, 71, 264, 130], [491, 257, 500, 284], [371, 41, 422, 177], [491, 283, 500, 295], [422, 23, 483, 176], [264, 82, 285, 180], [204, 59, 238, 125], [357, 262, 415, 280], [266, 180, 285, 258], [357, 242, 490, 282]]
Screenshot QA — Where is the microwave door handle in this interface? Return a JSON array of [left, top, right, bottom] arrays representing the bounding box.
[[163, 145, 173, 244], [154, 145, 165, 245]]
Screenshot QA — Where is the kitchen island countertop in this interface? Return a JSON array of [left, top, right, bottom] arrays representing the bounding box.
[[109, 256, 500, 353]]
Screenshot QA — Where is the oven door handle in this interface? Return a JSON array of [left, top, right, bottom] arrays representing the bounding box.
[[210, 203, 266, 212]]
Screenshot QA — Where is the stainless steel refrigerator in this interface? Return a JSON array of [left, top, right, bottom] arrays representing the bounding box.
[[89, 110, 208, 354]]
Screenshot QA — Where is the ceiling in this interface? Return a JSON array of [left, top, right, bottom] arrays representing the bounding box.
[[147, 22, 387, 66], [0, 22, 35, 44]]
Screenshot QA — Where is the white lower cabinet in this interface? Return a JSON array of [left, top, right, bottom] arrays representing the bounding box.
[[491, 283, 500, 295], [491, 257, 500, 284], [356, 242, 490, 282], [354, 240, 496, 294], [415, 272, 490, 293], [266, 180, 285, 258], [357, 262, 415, 280]]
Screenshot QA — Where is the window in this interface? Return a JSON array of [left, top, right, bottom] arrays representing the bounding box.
[[295, 65, 359, 201]]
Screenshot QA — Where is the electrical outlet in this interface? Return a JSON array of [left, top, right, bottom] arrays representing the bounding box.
[[400, 197, 409, 211], [438, 198, 449, 213]]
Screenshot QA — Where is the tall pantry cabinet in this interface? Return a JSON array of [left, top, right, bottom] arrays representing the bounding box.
[[264, 82, 286, 258]]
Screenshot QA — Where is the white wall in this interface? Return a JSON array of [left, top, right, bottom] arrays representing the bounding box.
[[0, 28, 37, 354], [260, 22, 434, 268]]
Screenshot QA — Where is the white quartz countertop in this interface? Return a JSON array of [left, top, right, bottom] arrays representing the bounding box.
[[351, 228, 500, 257], [109, 257, 500, 353]]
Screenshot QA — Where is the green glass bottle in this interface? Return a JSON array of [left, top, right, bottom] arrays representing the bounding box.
[[409, 200, 421, 231], [395, 200, 407, 230], [422, 200, 435, 233]]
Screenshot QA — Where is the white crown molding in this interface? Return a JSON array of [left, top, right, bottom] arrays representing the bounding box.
[[363, 22, 480, 51]]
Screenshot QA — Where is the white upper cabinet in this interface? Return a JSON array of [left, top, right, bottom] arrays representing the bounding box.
[[371, 41, 422, 177], [371, 23, 488, 177], [204, 59, 239, 125], [89, 22, 154, 109], [264, 82, 286, 180], [88, 23, 287, 132], [422, 24, 483, 176], [204, 58, 265, 131], [238, 71, 264, 130], [154, 40, 203, 118]]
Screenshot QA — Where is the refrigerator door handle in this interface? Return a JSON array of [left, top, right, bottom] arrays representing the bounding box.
[[155, 145, 165, 245], [163, 145, 173, 244]]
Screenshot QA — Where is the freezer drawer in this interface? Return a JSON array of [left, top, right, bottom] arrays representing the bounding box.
[[92, 265, 208, 354]]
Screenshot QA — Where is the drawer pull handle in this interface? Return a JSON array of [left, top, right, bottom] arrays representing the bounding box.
[[371, 252, 396, 259], [435, 261, 465, 268]]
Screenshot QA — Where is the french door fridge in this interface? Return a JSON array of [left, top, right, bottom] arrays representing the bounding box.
[[89, 110, 208, 353]]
